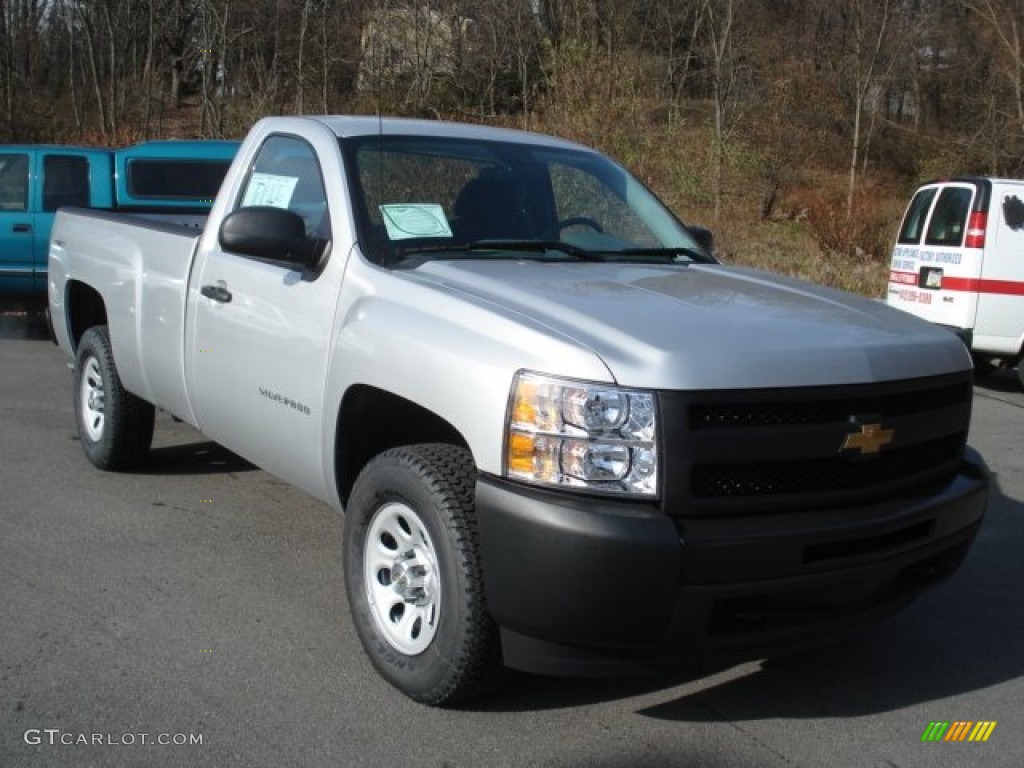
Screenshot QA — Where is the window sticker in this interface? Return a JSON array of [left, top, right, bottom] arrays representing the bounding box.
[[380, 204, 453, 240], [242, 173, 299, 208]]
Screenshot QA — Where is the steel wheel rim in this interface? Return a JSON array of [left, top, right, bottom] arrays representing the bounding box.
[[80, 356, 105, 442], [364, 501, 441, 655]]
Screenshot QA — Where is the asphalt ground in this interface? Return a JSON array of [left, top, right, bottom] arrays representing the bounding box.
[[1, 312, 1022, 767]]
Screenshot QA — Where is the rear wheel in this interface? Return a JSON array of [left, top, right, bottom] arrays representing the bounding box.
[[343, 444, 505, 706], [971, 354, 1000, 379], [74, 326, 154, 470]]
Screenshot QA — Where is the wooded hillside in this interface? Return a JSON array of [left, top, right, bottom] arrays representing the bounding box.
[[3, 0, 1023, 292]]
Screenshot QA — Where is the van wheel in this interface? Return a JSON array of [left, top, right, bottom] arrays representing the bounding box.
[[971, 355, 999, 379], [74, 326, 154, 471], [343, 444, 505, 706]]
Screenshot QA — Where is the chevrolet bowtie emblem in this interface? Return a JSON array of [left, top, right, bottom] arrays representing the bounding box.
[[841, 422, 895, 455]]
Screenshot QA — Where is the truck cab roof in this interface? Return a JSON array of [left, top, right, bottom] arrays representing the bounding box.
[[257, 115, 594, 152]]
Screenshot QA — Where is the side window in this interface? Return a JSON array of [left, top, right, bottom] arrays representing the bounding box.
[[897, 188, 936, 245], [43, 155, 91, 211], [0, 153, 29, 211], [127, 159, 231, 200], [1003, 194, 1024, 231], [239, 135, 330, 240], [925, 187, 973, 247]]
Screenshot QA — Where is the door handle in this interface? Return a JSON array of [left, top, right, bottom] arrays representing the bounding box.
[[12, 223, 31, 233], [201, 284, 232, 303]]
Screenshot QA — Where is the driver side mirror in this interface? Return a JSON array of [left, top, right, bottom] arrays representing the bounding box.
[[219, 207, 321, 269], [688, 225, 714, 255]]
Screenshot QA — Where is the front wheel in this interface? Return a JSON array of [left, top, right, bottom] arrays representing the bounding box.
[[343, 444, 504, 705], [73, 326, 154, 471]]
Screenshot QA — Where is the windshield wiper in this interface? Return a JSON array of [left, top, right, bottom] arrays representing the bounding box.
[[466, 239, 605, 261], [390, 239, 604, 263], [387, 240, 712, 267], [615, 246, 713, 263]]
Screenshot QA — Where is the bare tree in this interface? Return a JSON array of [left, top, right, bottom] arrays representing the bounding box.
[[965, 0, 1024, 142], [831, 0, 901, 216], [702, 0, 739, 222]]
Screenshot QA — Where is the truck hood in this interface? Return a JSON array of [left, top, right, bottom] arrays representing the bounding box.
[[410, 260, 970, 390]]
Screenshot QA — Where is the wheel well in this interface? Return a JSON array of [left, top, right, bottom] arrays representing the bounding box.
[[66, 281, 107, 349], [335, 385, 469, 505]]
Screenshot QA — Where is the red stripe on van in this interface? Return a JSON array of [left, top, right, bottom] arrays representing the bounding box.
[[888, 270, 918, 285], [941, 277, 1024, 295]]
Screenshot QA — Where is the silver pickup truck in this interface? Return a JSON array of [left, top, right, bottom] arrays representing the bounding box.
[[48, 115, 988, 706]]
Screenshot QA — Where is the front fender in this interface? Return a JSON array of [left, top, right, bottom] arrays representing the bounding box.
[[321, 256, 612, 505]]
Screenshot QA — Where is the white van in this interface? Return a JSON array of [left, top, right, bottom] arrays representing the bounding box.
[[887, 176, 1024, 381]]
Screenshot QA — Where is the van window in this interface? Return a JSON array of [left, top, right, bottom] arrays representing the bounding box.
[[897, 187, 936, 244], [44, 155, 91, 210], [0, 153, 29, 211], [1004, 194, 1024, 231], [924, 187, 973, 247]]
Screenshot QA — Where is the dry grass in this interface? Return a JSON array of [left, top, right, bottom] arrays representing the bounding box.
[[714, 217, 890, 298]]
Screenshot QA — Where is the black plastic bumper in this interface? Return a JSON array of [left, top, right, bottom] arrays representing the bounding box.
[[475, 449, 988, 675]]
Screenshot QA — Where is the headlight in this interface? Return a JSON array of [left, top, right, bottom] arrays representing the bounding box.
[[504, 371, 658, 496]]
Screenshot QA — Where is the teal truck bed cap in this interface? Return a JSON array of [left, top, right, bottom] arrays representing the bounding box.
[[114, 140, 239, 210]]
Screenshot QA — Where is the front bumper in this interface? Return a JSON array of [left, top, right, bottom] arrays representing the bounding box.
[[475, 449, 988, 675]]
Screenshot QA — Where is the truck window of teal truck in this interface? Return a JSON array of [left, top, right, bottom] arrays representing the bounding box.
[[128, 159, 233, 200], [43, 155, 91, 211], [0, 154, 28, 211]]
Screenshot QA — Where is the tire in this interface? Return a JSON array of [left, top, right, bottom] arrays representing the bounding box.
[[343, 444, 505, 706], [971, 355, 1000, 379], [73, 326, 154, 471]]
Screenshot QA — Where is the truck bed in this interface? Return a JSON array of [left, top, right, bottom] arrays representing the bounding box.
[[49, 208, 204, 425]]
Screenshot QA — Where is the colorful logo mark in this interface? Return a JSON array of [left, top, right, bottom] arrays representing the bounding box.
[[921, 721, 997, 742]]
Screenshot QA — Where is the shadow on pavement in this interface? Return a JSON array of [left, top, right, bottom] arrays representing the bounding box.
[[138, 440, 257, 475], [974, 366, 1021, 394], [0, 306, 50, 340]]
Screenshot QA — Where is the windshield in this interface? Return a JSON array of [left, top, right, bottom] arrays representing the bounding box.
[[341, 134, 710, 266]]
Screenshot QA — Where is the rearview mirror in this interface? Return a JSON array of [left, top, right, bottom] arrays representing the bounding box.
[[219, 207, 320, 269]]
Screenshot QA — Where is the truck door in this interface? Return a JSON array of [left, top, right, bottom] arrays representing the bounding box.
[[187, 133, 340, 499], [0, 151, 34, 295]]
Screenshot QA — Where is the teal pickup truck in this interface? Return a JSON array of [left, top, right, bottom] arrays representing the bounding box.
[[0, 140, 238, 303]]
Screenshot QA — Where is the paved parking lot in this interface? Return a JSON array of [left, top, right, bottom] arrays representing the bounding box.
[[1, 315, 1022, 767]]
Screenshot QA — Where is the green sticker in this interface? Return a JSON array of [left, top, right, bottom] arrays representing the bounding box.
[[380, 204, 453, 240]]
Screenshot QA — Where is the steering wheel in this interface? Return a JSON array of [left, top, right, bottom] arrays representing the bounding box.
[[557, 216, 604, 234]]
